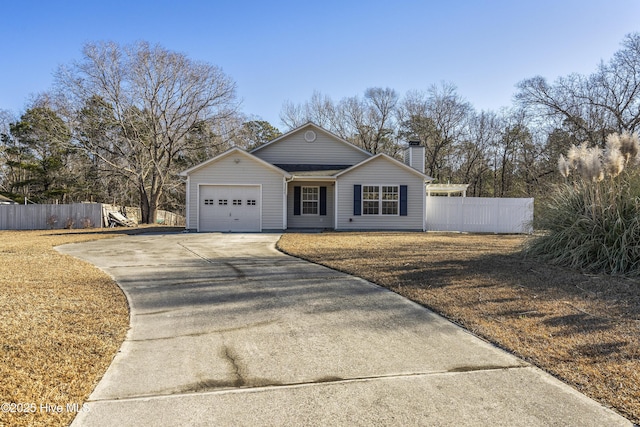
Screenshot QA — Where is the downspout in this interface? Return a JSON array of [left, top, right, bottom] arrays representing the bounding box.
[[423, 179, 428, 232]]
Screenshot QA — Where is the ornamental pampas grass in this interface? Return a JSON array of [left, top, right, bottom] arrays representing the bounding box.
[[559, 134, 638, 180], [566, 142, 589, 172], [605, 132, 621, 151], [604, 144, 625, 178], [618, 130, 640, 164], [535, 131, 640, 276], [584, 146, 604, 182], [557, 154, 570, 178], [565, 143, 603, 182]]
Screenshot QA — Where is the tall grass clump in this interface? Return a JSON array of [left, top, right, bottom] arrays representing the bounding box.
[[526, 131, 640, 276]]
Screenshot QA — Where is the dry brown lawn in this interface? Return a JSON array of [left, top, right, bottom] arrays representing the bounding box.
[[277, 232, 640, 425], [0, 227, 180, 427]]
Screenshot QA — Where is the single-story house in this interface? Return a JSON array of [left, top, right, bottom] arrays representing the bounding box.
[[180, 122, 433, 232]]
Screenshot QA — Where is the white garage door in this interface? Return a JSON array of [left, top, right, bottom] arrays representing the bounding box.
[[199, 185, 261, 232]]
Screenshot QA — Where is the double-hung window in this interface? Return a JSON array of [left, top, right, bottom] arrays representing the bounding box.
[[362, 186, 380, 215], [362, 185, 399, 215], [301, 186, 319, 215], [381, 186, 399, 215]]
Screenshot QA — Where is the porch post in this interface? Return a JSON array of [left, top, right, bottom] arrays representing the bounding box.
[[334, 180, 339, 230]]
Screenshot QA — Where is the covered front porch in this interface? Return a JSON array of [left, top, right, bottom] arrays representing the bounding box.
[[286, 177, 336, 230], [274, 163, 346, 231]]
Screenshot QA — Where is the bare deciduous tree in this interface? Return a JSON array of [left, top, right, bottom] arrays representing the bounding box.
[[341, 87, 400, 155], [454, 110, 498, 196], [398, 82, 472, 180], [517, 33, 640, 145], [280, 91, 339, 130], [280, 87, 401, 155], [55, 41, 238, 223]]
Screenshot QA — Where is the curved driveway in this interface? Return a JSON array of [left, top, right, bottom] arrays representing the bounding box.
[[57, 233, 630, 426]]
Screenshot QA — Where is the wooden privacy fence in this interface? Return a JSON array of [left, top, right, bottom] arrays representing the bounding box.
[[426, 197, 534, 234], [0, 203, 185, 230], [0, 203, 103, 230], [102, 205, 186, 227], [155, 209, 185, 226]]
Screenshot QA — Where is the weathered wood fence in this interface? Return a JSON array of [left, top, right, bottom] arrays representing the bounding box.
[[426, 197, 534, 234], [101, 205, 185, 227], [0, 203, 185, 230]]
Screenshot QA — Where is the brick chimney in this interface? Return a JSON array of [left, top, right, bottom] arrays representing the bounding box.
[[403, 140, 425, 173]]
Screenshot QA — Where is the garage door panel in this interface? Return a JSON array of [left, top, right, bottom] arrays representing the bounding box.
[[199, 185, 261, 232]]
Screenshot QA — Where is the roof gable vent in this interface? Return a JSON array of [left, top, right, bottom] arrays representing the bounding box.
[[304, 130, 317, 142]]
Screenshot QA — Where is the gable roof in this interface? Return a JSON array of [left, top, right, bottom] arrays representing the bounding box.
[[250, 121, 373, 158], [335, 153, 434, 181], [179, 147, 291, 177]]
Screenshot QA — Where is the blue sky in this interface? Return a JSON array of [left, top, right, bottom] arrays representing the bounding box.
[[1, 0, 639, 129]]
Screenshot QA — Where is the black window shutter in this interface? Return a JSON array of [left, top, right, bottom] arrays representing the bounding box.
[[293, 186, 301, 216], [353, 184, 361, 216], [320, 187, 327, 216], [400, 185, 408, 216]]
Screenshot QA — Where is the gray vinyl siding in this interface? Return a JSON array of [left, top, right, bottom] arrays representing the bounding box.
[[403, 146, 426, 173], [336, 157, 425, 230], [186, 155, 285, 231], [287, 181, 335, 229], [253, 128, 370, 165]]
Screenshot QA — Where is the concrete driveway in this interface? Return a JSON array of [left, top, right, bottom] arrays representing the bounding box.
[[57, 233, 631, 426]]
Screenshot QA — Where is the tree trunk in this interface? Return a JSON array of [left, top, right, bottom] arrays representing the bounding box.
[[138, 180, 152, 224], [147, 194, 159, 225], [139, 192, 151, 224], [139, 187, 162, 225]]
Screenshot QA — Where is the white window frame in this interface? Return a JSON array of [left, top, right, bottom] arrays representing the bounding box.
[[362, 185, 399, 216], [301, 186, 320, 216], [362, 185, 380, 215]]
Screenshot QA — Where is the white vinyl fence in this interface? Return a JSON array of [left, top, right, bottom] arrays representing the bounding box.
[[426, 197, 534, 234]]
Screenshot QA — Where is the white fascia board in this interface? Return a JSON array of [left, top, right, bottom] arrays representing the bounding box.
[[335, 153, 434, 181], [179, 147, 291, 178], [250, 122, 372, 158]]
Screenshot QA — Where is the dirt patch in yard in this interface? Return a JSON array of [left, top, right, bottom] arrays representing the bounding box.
[[0, 227, 181, 427], [277, 232, 640, 425]]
